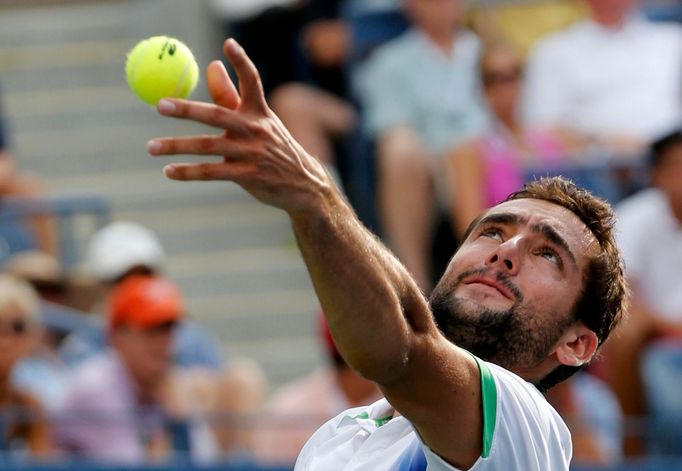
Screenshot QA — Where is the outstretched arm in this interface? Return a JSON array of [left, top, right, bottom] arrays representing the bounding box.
[[148, 39, 482, 468]]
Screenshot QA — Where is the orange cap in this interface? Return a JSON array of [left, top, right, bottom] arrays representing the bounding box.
[[107, 275, 184, 330]]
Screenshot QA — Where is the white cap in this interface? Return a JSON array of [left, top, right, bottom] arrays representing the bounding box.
[[86, 222, 165, 281]]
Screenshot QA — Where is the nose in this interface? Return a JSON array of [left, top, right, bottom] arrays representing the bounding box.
[[485, 236, 521, 275]]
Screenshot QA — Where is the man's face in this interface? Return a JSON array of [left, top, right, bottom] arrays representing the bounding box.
[[112, 321, 177, 388], [406, 0, 464, 36], [0, 304, 38, 376], [430, 199, 596, 371], [586, 0, 637, 24]]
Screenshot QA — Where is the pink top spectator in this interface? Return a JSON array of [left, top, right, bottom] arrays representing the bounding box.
[[54, 350, 167, 462], [477, 127, 566, 206]]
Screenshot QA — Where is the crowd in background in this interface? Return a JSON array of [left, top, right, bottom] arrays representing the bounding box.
[[0, 0, 680, 468]]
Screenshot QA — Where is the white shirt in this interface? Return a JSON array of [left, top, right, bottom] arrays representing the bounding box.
[[294, 359, 572, 470], [523, 17, 682, 141], [616, 188, 682, 321]]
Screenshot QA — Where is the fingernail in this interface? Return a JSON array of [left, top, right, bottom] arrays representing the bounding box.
[[163, 165, 176, 178], [226, 38, 240, 53], [157, 99, 175, 114], [147, 140, 162, 154]]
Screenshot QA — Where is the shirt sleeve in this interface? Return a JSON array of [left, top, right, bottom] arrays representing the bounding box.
[[353, 44, 417, 139], [420, 361, 572, 471]]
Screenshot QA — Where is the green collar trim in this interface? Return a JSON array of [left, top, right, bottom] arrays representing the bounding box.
[[472, 355, 498, 458]]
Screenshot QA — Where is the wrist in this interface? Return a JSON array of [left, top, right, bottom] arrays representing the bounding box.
[[289, 181, 350, 230]]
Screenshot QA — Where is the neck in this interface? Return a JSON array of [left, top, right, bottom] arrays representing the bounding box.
[[592, 12, 629, 29], [422, 28, 456, 55], [498, 114, 520, 135], [512, 356, 557, 386]]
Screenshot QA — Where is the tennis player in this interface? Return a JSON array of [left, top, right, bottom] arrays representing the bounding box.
[[147, 39, 627, 471]]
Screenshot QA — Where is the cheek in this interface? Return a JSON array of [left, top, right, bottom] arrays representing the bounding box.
[[448, 243, 490, 270], [521, 267, 581, 314]]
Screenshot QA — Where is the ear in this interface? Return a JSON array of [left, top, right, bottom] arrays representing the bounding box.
[[553, 323, 599, 367]]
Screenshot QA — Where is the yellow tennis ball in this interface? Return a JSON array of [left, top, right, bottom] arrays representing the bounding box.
[[126, 35, 199, 106]]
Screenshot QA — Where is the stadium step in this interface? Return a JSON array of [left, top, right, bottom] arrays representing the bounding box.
[[0, 0, 323, 387]]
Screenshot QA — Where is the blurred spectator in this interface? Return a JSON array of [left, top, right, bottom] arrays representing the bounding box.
[[523, 0, 682, 158], [0, 87, 58, 258], [354, 0, 488, 291], [3, 251, 69, 306], [267, 0, 357, 179], [60, 221, 222, 370], [62, 222, 268, 459], [214, 0, 361, 188], [546, 372, 624, 465], [253, 313, 381, 466], [608, 129, 682, 455], [0, 274, 52, 458], [447, 42, 568, 237], [2, 251, 81, 414], [54, 275, 219, 463]]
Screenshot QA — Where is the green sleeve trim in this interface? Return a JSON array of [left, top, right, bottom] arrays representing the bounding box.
[[472, 355, 497, 458], [347, 411, 393, 427]]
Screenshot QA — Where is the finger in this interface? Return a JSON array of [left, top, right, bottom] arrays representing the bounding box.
[[163, 161, 256, 181], [223, 38, 268, 113], [155, 99, 249, 135], [207, 60, 240, 110], [147, 135, 254, 160]]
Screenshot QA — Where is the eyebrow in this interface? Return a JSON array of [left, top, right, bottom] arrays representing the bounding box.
[[475, 212, 577, 266]]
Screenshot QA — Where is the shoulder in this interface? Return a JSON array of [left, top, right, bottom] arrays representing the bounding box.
[[529, 21, 589, 61], [457, 29, 482, 53], [486, 362, 550, 409], [419, 359, 572, 471], [616, 188, 668, 227], [61, 351, 125, 405], [483, 361, 571, 467]]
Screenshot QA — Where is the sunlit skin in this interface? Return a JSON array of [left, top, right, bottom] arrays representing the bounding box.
[[435, 199, 599, 378], [586, 0, 637, 27]]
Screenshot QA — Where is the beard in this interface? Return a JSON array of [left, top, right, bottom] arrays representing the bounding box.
[[429, 267, 572, 371]]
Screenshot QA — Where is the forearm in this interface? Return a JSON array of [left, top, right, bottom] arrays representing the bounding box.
[[290, 189, 432, 385]]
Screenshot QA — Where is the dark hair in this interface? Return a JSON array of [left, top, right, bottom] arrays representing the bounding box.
[[504, 177, 628, 391], [650, 129, 682, 169]]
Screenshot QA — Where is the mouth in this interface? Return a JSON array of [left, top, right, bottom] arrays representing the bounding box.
[[464, 276, 514, 300]]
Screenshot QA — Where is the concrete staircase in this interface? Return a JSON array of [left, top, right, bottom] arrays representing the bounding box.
[[0, 0, 324, 387]]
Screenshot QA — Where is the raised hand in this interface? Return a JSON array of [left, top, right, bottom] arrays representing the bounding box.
[[147, 39, 334, 215]]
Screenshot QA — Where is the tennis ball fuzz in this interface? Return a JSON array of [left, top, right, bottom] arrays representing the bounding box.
[[126, 36, 199, 106]]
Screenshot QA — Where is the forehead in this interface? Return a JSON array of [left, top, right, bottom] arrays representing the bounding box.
[[482, 199, 597, 256]]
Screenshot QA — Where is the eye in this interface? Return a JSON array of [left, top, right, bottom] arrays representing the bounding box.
[[480, 227, 503, 240], [537, 247, 561, 265]]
